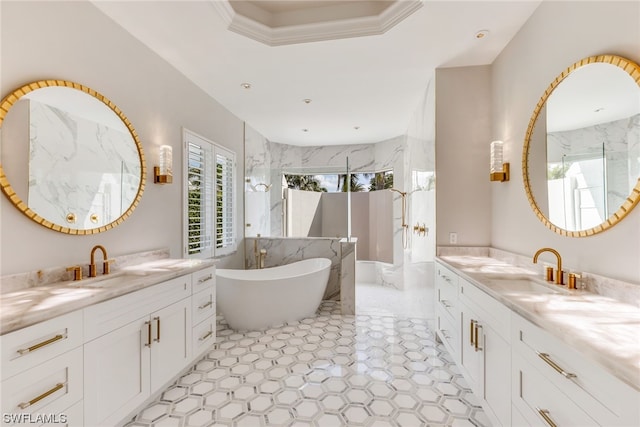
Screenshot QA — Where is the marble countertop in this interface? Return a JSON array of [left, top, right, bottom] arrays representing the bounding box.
[[436, 254, 640, 392], [0, 258, 215, 335]]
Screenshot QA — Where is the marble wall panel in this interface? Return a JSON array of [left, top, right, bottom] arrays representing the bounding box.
[[245, 237, 356, 305]]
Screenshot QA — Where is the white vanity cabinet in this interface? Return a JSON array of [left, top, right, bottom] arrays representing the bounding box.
[[83, 274, 192, 427], [1, 310, 84, 427], [434, 263, 460, 363], [458, 277, 511, 427], [511, 313, 640, 427], [434, 258, 640, 427], [190, 266, 216, 359]]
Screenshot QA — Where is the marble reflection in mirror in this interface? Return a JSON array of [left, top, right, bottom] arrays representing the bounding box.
[[0, 81, 145, 234], [524, 55, 640, 236]]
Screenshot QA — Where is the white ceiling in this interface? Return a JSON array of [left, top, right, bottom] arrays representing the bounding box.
[[92, 0, 542, 146]]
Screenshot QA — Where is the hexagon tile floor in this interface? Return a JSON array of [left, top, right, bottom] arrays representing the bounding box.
[[125, 301, 491, 427]]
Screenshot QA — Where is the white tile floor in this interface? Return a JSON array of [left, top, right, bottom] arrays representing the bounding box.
[[125, 300, 490, 427]]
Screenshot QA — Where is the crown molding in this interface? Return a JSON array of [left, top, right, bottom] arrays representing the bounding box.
[[210, 0, 423, 46]]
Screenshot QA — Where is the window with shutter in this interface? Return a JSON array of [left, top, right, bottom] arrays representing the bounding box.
[[184, 129, 236, 258]]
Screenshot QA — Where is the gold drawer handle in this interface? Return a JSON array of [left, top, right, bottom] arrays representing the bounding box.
[[197, 274, 213, 284], [18, 382, 65, 409], [17, 334, 66, 355], [198, 300, 213, 310], [536, 408, 558, 427], [199, 330, 213, 342], [470, 319, 476, 346], [474, 323, 482, 352], [537, 352, 576, 379]]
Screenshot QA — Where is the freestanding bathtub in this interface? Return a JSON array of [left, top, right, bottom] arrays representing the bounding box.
[[216, 258, 331, 331]]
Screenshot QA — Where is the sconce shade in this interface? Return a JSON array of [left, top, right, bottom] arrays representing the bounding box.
[[154, 145, 173, 184], [490, 140, 509, 182]]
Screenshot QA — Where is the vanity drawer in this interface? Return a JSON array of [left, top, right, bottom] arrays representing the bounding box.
[[435, 263, 458, 289], [192, 266, 215, 292], [512, 313, 639, 426], [192, 317, 216, 357], [459, 277, 510, 340], [436, 309, 459, 363], [1, 346, 83, 422], [1, 310, 83, 381], [436, 279, 457, 320], [192, 287, 216, 326], [513, 353, 598, 427]]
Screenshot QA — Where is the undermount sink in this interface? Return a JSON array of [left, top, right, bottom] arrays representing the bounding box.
[[67, 270, 149, 287], [483, 277, 570, 295]]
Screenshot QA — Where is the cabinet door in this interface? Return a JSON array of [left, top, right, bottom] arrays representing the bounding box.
[[84, 317, 150, 427], [150, 298, 191, 392], [484, 323, 511, 426], [460, 303, 483, 397]]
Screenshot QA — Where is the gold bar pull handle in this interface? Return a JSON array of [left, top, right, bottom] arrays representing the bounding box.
[[17, 334, 66, 355], [144, 321, 152, 347], [469, 320, 476, 346], [198, 300, 213, 310], [197, 274, 213, 284], [474, 323, 483, 352], [537, 352, 576, 379], [199, 330, 213, 342], [536, 408, 558, 427], [153, 317, 161, 343], [18, 382, 65, 409]]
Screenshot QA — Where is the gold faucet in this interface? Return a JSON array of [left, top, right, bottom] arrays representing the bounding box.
[[259, 249, 267, 269], [533, 247, 563, 285], [254, 234, 261, 269], [89, 245, 113, 277]]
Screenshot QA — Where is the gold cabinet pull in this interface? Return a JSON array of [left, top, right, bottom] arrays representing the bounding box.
[[474, 323, 483, 352], [536, 408, 558, 427], [144, 321, 152, 347], [18, 382, 65, 409], [470, 320, 476, 346], [537, 352, 576, 379], [17, 334, 66, 355], [199, 330, 213, 342], [197, 274, 213, 284], [198, 300, 213, 310], [153, 317, 161, 343]]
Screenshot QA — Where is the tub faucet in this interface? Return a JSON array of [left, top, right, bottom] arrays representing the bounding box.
[[89, 245, 113, 277], [254, 234, 261, 269], [533, 247, 563, 285], [259, 249, 267, 269]]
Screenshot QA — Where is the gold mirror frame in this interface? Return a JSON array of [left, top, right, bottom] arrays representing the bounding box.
[[522, 55, 640, 237], [0, 80, 146, 234]]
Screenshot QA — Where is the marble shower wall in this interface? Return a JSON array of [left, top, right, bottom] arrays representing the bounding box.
[[244, 135, 406, 262], [244, 237, 356, 314]]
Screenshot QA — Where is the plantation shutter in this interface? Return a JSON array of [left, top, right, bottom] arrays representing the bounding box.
[[215, 146, 236, 255], [185, 133, 214, 258], [184, 129, 236, 258]]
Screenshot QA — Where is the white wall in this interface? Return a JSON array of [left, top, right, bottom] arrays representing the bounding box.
[[0, 1, 245, 275], [491, 1, 640, 283], [436, 66, 493, 247]]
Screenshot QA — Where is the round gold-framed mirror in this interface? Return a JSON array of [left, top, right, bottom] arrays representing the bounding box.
[[523, 55, 640, 237], [0, 80, 146, 234]]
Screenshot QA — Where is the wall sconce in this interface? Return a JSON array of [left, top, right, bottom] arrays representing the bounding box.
[[154, 145, 173, 184], [490, 140, 510, 182]]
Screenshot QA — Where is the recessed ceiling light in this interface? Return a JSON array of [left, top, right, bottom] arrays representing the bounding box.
[[354, 126, 360, 130], [241, 82, 252, 89], [303, 99, 312, 104], [302, 128, 309, 132], [475, 30, 489, 39], [594, 107, 605, 113]]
